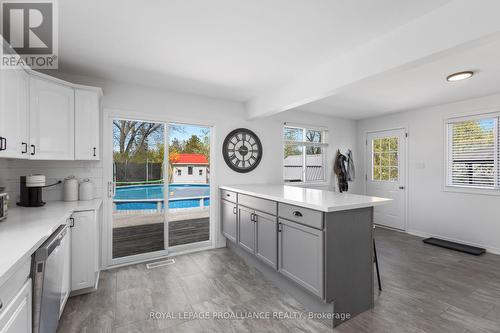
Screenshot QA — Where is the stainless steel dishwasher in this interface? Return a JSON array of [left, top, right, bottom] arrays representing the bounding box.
[[32, 224, 69, 333]]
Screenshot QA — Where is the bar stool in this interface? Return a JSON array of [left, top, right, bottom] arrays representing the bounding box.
[[374, 226, 382, 291]]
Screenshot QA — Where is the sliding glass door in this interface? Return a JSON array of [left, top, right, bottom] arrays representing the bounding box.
[[106, 117, 212, 265], [111, 119, 167, 260], [167, 123, 211, 248]]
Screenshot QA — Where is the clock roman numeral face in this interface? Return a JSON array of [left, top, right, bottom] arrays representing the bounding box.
[[223, 129, 262, 173]]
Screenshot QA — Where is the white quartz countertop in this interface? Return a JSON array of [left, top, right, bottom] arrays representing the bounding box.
[[0, 199, 102, 286], [220, 184, 391, 212]]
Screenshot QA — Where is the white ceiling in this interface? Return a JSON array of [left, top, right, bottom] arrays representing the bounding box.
[[295, 37, 500, 119], [58, 0, 451, 101]]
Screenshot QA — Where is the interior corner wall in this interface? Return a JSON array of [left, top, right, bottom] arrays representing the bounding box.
[[356, 93, 500, 254]]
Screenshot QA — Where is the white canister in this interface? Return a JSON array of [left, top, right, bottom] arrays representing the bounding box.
[[63, 176, 79, 201], [79, 178, 94, 201]]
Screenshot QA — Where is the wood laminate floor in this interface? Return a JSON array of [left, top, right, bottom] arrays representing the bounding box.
[[58, 228, 500, 333]]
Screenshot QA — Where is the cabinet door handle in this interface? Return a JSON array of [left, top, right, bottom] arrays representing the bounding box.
[[30, 144, 36, 156], [254, 214, 258, 223], [293, 211, 303, 217], [22, 142, 28, 154], [93, 147, 96, 157], [2, 137, 6, 150], [250, 213, 254, 222], [233, 207, 237, 215], [0, 137, 5, 151], [0, 297, 3, 310], [69, 217, 75, 227], [278, 222, 282, 232]]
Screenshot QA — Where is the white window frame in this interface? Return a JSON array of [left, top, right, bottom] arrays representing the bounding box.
[[444, 112, 500, 196], [282, 123, 328, 185]]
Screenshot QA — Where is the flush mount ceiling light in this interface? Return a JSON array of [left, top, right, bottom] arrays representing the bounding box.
[[446, 71, 474, 82]]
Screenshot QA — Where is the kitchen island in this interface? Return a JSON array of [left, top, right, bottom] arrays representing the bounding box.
[[219, 184, 391, 327]]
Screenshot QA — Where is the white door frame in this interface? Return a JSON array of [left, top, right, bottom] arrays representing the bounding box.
[[101, 108, 216, 268], [364, 127, 409, 232]]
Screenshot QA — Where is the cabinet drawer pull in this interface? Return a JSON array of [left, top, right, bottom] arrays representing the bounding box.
[[30, 144, 36, 156], [293, 211, 303, 217], [22, 142, 28, 154]]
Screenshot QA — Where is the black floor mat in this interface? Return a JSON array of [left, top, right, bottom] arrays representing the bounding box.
[[423, 237, 485, 256]]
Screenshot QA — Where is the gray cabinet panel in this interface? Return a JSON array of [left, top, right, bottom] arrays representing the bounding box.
[[255, 211, 278, 269], [238, 194, 277, 215], [238, 206, 255, 253], [221, 199, 237, 242], [278, 218, 324, 298], [278, 202, 323, 229], [221, 189, 237, 203]]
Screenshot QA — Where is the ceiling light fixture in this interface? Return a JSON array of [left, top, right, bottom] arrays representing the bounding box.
[[446, 71, 473, 82]]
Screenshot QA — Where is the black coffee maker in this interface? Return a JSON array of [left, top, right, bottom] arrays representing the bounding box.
[[17, 175, 60, 207]]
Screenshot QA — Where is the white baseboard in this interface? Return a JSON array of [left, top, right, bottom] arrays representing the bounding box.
[[406, 229, 500, 255]]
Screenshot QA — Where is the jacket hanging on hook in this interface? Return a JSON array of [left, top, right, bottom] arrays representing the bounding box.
[[334, 150, 348, 192], [346, 149, 355, 181]]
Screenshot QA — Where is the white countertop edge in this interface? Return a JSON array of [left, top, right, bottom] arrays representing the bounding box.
[[0, 199, 103, 286], [219, 185, 391, 212]]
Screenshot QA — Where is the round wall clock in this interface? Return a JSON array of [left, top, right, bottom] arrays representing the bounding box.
[[222, 128, 262, 173]]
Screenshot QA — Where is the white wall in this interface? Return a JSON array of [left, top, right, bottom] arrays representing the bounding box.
[[1, 160, 102, 202], [0, 73, 359, 250], [357, 93, 500, 254]]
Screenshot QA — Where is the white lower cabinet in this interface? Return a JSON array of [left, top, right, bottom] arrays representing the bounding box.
[[0, 279, 32, 333], [70, 210, 99, 292]]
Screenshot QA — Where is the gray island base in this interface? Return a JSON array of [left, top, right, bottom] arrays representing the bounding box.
[[220, 184, 390, 328]]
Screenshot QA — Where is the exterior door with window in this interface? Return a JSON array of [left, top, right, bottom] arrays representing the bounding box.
[[366, 129, 406, 230]]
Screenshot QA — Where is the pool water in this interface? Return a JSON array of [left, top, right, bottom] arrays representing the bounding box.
[[114, 184, 210, 210]]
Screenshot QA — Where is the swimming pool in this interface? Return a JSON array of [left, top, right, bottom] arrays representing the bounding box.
[[114, 184, 210, 210]]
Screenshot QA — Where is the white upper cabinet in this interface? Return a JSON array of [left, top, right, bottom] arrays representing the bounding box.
[[75, 88, 101, 160], [0, 65, 29, 159], [29, 76, 75, 160]]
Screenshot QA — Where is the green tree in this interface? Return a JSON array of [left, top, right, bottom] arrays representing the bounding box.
[[184, 135, 204, 154]]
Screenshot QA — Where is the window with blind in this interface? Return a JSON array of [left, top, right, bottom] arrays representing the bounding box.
[[447, 115, 499, 190], [283, 124, 328, 183]]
